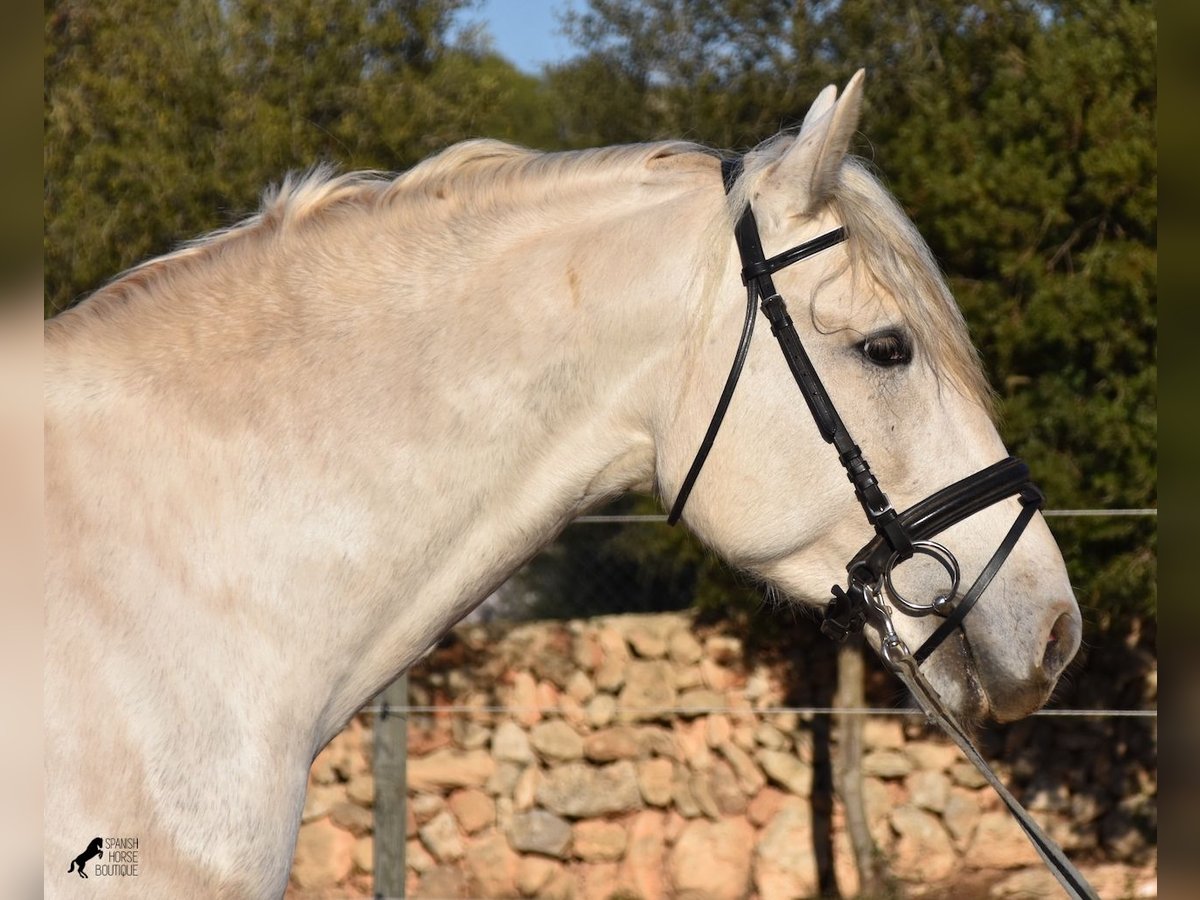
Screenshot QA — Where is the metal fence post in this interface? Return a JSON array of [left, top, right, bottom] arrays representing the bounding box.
[[373, 673, 408, 900]]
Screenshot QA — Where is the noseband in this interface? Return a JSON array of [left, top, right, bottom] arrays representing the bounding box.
[[668, 157, 1044, 667]]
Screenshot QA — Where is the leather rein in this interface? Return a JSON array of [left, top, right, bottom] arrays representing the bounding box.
[[667, 157, 1098, 899]]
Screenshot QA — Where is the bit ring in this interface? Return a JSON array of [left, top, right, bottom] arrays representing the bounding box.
[[883, 541, 961, 617]]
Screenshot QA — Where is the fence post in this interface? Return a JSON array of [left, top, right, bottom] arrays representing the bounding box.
[[373, 673, 408, 900]]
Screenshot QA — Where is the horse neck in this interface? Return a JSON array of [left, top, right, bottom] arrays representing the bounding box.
[[51, 172, 722, 749]]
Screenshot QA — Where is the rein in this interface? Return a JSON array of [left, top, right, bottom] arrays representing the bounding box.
[[669, 156, 1098, 899]]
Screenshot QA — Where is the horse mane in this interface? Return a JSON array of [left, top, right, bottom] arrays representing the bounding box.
[[70, 136, 992, 411]]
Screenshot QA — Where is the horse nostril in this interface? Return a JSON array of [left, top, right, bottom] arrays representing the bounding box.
[[1041, 609, 1080, 680]]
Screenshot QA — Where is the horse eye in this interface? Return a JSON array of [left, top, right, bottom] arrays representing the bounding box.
[[859, 331, 912, 367]]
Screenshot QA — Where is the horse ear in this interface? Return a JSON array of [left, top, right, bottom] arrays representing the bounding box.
[[799, 84, 838, 136], [755, 69, 865, 224]]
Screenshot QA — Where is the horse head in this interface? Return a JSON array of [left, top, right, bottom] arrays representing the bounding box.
[[662, 72, 1081, 722]]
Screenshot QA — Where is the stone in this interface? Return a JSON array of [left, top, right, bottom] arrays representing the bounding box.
[[672, 767, 702, 818], [905, 741, 960, 772], [531, 720, 585, 762], [674, 718, 712, 770], [668, 629, 703, 665], [863, 778, 894, 846], [664, 810, 687, 844], [418, 810, 465, 863], [346, 774, 374, 808], [595, 627, 631, 691], [406, 805, 417, 838], [493, 721, 535, 764], [453, 719, 492, 751], [673, 665, 704, 689], [966, 811, 1041, 869], [676, 688, 724, 718], [579, 861, 621, 900], [410, 792, 446, 824], [536, 761, 643, 818], [758, 749, 812, 796], [863, 748, 913, 779], [419, 864, 467, 898], [517, 855, 559, 896], [487, 761, 523, 797], [617, 660, 678, 721], [720, 741, 767, 795], [301, 784, 344, 823], [512, 671, 542, 726], [584, 726, 643, 762], [573, 629, 604, 672], [310, 744, 341, 786], [514, 765, 540, 811], [572, 820, 627, 861], [406, 838, 434, 873], [566, 670, 596, 702], [707, 758, 748, 815], [637, 757, 675, 807], [890, 804, 956, 881], [638, 725, 681, 759], [585, 694, 617, 728], [352, 836, 373, 873], [291, 817, 356, 889], [754, 722, 790, 750], [755, 799, 818, 900], [863, 717, 906, 749], [540, 868, 578, 900], [700, 657, 733, 691], [495, 795, 515, 831], [669, 817, 755, 900], [910, 769, 951, 813], [465, 831, 520, 898], [951, 761, 990, 789], [621, 810, 667, 900], [408, 748, 495, 791], [536, 679, 561, 715], [706, 712, 732, 747], [689, 771, 721, 819], [330, 801, 373, 836], [990, 868, 1062, 897], [448, 788, 495, 834], [944, 788, 982, 845], [507, 808, 572, 858], [628, 626, 668, 658], [748, 786, 787, 826], [560, 694, 587, 728]]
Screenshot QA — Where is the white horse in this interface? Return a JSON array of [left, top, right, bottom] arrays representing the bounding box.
[[45, 72, 1081, 897]]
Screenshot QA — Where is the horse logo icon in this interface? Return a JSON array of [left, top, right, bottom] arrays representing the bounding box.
[[68, 837, 103, 878]]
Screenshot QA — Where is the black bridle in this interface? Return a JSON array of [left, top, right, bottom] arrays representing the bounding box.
[[667, 156, 1098, 900], [668, 157, 1043, 666]]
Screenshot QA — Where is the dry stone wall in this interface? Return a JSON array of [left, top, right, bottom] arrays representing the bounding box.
[[286, 612, 1156, 899]]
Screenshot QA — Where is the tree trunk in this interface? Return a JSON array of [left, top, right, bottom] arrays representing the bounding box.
[[835, 635, 883, 897]]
